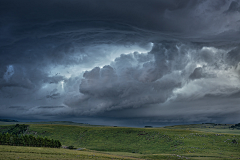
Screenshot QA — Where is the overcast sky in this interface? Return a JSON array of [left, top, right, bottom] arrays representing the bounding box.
[[1, 0, 240, 126]]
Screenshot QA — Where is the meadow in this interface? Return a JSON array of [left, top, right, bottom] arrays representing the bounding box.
[[164, 123, 240, 135], [0, 121, 239, 159]]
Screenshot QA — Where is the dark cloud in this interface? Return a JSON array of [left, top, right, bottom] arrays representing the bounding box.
[[66, 42, 240, 125], [224, 1, 240, 13], [1, 0, 240, 125], [38, 106, 65, 109], [189, 67, 204, 80], [0, 0, 176, 28]]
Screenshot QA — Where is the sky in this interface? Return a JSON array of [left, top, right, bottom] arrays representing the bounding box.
[[1, 0, 240, 127]]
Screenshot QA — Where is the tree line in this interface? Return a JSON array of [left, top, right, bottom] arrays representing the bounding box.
[[6, 124, 28, 135], [230, 123, 240, 130], [0, 124, 61, 148], [0, 133, 61, 148]]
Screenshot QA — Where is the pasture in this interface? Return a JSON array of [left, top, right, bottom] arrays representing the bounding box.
[[0, 121, 239, 159]]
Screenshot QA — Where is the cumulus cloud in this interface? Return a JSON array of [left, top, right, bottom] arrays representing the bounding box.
[[66, 42, 240, 121], [78, 52, 173, 111]]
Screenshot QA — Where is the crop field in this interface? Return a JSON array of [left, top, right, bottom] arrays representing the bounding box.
[[0, 122, 240, 159]]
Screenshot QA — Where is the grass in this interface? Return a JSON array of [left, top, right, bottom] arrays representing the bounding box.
[[164, 123, 240, 135], [0, 145, 146, 160], [28, 124, 240, 158], [0, 122, 240, 159]]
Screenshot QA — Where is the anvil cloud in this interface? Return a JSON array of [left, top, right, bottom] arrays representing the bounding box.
[[0, 0, 240, 126]]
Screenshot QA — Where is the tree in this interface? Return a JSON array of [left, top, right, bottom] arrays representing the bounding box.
[[9, 134, 15, 145], [2, 134, 6, 145], [23, 135, 30, 146], [50, 139, 55, 148], [0, 134, 2, 145], [0, 134, 5, 145], [28, 135, 37, 147], [43, 137, 48, 147], [5, 133, 10, 145], [39, 137, 44, 147], [18, 135, 24, 146], [232, 139, 237, 144], [55, 140, 62, 148], [0, 131, 61, 148], [67, 146, 74, 149]]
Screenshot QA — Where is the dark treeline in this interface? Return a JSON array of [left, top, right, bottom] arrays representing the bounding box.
[[7, 124, 28, 135], [230, 123, 240, 130], [0, 133, 61, 148], [0, 124, 61, 148], [0, 124, 28, 135]]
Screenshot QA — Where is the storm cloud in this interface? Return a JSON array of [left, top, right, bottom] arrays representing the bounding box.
[[1, 0, 240, 125]]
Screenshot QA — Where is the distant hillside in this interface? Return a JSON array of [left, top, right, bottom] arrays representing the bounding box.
[[0, 119, 18, 122]]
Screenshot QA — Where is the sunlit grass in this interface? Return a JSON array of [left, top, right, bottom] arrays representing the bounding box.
[[0, 145, 144, 160]]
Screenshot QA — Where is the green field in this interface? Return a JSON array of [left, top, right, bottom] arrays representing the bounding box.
[[0, 121, 240, 159], [0, 145, 148, 160], [164, 123, 240, 135]]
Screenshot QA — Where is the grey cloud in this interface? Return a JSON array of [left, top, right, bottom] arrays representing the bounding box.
[[46, 91, 61, 99], [76, 46, 184, 113], [99, 97, 240, 124], [189, 67, 204, 80], [38, 106, 65, 109], [3, 65, 14, 82], [8, 106, 26, 110], [1, 0, 240, 46], [0, 66, 41, 95], [224, 1, 240, 13], [0, 0, 177, 28], [1, 0, 240, 125], [226, 46, 240, 65], [67, 42, 240, 117], [43, 76, 66, 84]]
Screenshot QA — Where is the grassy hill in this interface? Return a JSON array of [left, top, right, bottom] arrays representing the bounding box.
[[164, 123, 240, 135], [0, 122, 240, 159]]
